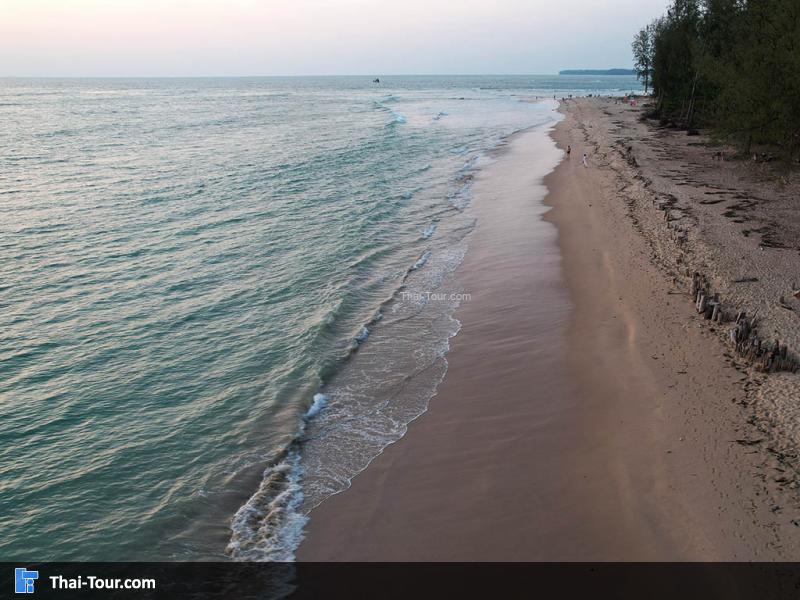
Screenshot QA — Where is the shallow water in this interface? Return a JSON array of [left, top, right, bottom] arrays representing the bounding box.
[[0, 75, 639, 560]]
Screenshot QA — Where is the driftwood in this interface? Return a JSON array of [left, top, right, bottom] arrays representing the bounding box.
[[689, 271, 798, 373]]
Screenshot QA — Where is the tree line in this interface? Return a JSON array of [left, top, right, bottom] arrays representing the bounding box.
[[632, 0, 800, 159]]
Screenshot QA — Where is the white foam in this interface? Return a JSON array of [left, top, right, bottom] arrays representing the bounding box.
[[305, 393, 328, 420], [226, 450, 307, 562], [355, 326, 370, 344], [226, 94, 569, 566], [411, 250, 431, 270], [391, 110, 406, 124], [422, 223, 437, 239]]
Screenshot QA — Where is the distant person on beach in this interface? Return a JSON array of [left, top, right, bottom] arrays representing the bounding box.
[[567, 145, 571, 157], [582, 153, 588, 167]]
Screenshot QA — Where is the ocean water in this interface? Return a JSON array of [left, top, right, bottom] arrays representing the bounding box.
[[0, 75, 639, 561]]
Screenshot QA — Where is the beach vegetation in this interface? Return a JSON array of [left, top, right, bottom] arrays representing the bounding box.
[[631, 22, 656, 94], [640, 0, 800, 160]]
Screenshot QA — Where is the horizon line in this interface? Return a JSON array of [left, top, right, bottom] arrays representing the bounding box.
[[0, 71, 636, 79]]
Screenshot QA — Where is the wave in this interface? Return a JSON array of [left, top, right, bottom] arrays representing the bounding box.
[[448, 182, 472, 210], [347, 247, 392, 271], [372, 99, 406, 125], [410, 250, 431, 271], [228, 387, 330, 561], [227, 449, 307, 561], [225, 96, 557, 565], [304, 393, 328, 420], [226, 239, 464, 562], [354, 326, 370, 345]]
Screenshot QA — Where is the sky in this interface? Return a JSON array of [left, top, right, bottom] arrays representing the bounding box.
[[1, 0, 669, 77]]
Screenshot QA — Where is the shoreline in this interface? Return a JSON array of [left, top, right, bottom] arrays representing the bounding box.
[[297, 120, 569, 560], [296, 99, 800, 560]]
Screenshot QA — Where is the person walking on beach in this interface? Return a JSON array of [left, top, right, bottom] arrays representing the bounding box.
[[582, 152, 588, 167], [567, 145, 571, 158]]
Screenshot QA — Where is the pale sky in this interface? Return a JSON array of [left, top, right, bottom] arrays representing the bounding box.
[[1, 0, 668, 77]]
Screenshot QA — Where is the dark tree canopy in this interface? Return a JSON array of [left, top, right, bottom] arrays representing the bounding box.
[[638, 0, 800, 159]]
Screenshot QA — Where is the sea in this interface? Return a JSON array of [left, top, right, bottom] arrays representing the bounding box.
[[0, 75, 639, 561]]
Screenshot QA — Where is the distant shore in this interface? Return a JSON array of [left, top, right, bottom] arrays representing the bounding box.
[[558, 69, 636, 76], [297, 98, 800, 560]]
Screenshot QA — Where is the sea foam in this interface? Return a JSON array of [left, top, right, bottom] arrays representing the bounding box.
[[305, 393, 328, 420]]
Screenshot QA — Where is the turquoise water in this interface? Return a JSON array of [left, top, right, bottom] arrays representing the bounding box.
[[0, 75, 639, 561]]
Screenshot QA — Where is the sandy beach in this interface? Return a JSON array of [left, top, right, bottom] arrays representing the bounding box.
[[297, 98, 800, 561]]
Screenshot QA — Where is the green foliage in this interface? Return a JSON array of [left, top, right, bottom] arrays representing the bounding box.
[[642, 0, 800, 159], [631, 25, 654, 93]]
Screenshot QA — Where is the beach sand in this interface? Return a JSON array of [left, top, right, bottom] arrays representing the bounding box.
[[297, 100, 800, 561]]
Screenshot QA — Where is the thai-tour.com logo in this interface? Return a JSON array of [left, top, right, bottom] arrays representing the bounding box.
[[14, 567, 156, 594], [14, 568, 39, 594]]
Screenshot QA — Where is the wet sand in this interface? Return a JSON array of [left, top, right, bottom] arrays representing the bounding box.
[[297, 103, 799, 561]]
